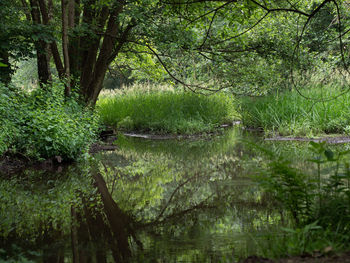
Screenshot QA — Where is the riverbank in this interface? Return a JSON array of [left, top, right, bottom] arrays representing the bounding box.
[[96, 83, 350, 139]]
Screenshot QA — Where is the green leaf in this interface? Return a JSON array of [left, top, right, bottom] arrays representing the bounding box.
[[0, 62, 7, 67], [324, 149, 334, 161], [309, 141, 319, 149]]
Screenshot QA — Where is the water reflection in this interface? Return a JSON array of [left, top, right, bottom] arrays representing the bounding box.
[[1, 128, 327, 262]]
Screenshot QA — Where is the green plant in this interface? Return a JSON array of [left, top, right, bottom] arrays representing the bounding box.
[[239, 74, 350, 136], [0, 82, 100, 161], [254, 141, 350, 258], [97, 86, 238, 134], [257, 158, 315, 225], [254, 222, 343, 259]]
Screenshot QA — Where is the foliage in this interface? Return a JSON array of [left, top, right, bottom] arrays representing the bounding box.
[[0, 83, 99, 160], [0, 0, 33, 84], [254, 141, 350, 257], [254, 223, 342, 259], [2, 0, 347, 102], [97, 86, 237, 134]]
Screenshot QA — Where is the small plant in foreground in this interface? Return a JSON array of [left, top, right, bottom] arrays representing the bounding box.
[[254, 223, 343, 259], [254, 142, 350, 258]]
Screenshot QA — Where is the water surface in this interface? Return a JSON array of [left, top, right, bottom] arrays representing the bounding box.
[[0, 128, 327, 262]]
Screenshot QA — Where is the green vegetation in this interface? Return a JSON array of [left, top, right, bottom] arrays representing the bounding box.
[[253, 142, 350, 258], [0, 83, 99, 161], [2, 0, 350, 261], [97, 88, 237, 134], [240, 83, 350, 136]]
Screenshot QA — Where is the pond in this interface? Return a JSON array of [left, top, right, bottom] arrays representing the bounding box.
[[0, 128, 334, 262]]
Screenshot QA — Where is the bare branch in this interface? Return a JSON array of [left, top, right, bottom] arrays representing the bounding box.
[[146, 43, 227, 93]]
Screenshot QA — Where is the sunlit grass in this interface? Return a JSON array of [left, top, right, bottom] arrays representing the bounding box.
[[97, 85, 238, 134]]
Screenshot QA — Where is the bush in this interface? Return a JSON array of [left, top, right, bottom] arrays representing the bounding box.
[[97, 88, 238, 134], [0, 83, 99, 161]]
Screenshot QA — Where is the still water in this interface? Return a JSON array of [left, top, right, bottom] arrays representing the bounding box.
[[0, 128, 325, 262]]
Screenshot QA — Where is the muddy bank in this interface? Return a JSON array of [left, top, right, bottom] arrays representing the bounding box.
[[265, 136, 350, 144], [121, 121, 241, 140]]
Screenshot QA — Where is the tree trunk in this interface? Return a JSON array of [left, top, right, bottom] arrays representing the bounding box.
[[83, 7, 128, 105], [62, 0, 71, 96], [79, 5, 109, 101], [68, 0, 80, 82], [30, 0, 51, 87], [0, 49, 11, 85], [37, 0, 65, 79]]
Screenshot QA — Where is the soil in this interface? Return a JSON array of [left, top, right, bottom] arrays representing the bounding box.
[[89, 141, 118, 153], [240, 251, 350, 263]]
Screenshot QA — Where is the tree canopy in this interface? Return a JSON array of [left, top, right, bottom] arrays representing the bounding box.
[[0, 0, 349, 104]]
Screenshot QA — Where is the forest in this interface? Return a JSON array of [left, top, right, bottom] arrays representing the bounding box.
[[1, 0, 350, 262]]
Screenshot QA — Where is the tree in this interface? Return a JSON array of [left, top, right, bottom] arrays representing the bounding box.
[[0, 1, 33, 84], [7, 0, 350, 104], [144, 0, 349, 95]]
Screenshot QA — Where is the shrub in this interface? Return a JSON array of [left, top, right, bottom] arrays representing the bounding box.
[[0, 83, 99, 161]]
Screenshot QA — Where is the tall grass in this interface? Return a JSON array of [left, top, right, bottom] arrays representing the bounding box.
[[240, 86, 350, 136], [97, 86, 237, 134]]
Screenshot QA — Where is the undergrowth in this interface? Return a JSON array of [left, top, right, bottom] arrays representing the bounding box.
[[97, 88, 237, 134], [0, 83, 99, 161]]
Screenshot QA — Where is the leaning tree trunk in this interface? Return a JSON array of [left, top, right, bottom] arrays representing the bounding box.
[[38, 0, 65, 79], [80, 7, 121, 106]]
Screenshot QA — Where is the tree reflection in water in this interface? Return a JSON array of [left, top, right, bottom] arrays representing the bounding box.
[[1, 129, 309, 262]]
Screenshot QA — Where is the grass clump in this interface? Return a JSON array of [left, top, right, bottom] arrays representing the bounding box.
[[0, 83, 99, 161], [97, 88, 237, 134], [240, 87, 350, 137]]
